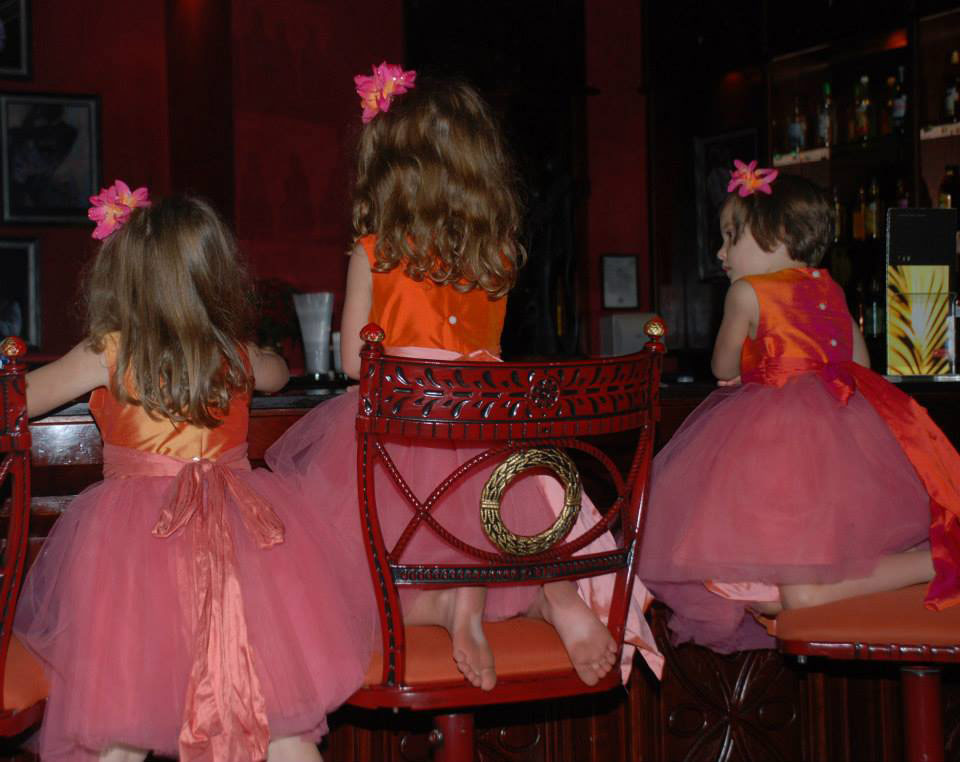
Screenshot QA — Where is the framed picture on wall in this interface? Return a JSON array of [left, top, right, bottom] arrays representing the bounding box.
[[0, 92, 100, 224], [0, 0, 31, 79], [601, 254, 639, 309], [0, 238, 39, 347], [694, 128, 758, 281]]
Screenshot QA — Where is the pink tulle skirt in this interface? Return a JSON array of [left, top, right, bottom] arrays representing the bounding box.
[[638, 374, 930, 652], [267, 381, 662, 679], [15, 459, 376, 760]]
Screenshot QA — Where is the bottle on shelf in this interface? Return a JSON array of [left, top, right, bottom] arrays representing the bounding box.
[[787, 95, 808, 152], [852, 184, 866, 241], [832, 186, 847, 241], [895, 176, 910, 209], [854, 75, 873, 141], [880, 74, 896, 136], [865, 177, 881, 240], [816, 82, 833, 148], [939, 165, 960, 208], [945, 50, 960, 123], [892, 65, 907, 134], [854, 281, 866, 334], [864, 275, 886, 373]]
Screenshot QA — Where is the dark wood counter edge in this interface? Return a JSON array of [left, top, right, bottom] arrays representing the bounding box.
[[33, 387, 346, 419]]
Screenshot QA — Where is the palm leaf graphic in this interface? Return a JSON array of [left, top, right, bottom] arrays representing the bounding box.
[[886, 265, 952, 375]]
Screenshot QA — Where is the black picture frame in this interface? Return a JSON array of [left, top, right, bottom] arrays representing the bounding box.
[[0, 92, 100, 224], [0, 0, 30, 80], [601, 254, 639, 309], [0, 237, 39, 347], [694, 128, 758, 281]]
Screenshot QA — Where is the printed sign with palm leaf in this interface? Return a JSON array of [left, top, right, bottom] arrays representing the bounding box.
[[886, 265, 954, 376]]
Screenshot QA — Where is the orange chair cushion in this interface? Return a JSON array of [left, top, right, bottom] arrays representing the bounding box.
[[776, 584, 960, 646], [364, 617, 573, 686], [3, 634, 48, 711]]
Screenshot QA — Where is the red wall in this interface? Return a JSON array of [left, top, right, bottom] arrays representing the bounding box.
[[232, 0, 404, 321], [9, 1, 170, 356], [584, 3, 650, 352], [20, 2, 647, 359]]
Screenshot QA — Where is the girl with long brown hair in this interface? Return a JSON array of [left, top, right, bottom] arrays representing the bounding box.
[[17, 188, 374, 762], [267, 67, 662, 693]]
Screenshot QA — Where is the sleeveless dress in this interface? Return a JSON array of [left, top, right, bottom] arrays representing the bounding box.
[[266, 235, 664, 679], [14, 336, 376, 762], [638, 267, 960, 652]]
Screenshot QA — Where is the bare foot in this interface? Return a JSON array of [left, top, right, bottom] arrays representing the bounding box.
[[406, 587, 496, 690], [530, 581, 618, 686], [267, 735, 323, 761], [99, 746, 148, 762], [448, 587, 496, 690]]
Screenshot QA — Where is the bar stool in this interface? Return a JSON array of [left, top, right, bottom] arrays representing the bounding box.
[[776, 583, 960, 762]]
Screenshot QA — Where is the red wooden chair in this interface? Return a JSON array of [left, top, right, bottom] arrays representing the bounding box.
[[776, 585, 960, 762], [0, 337, 47, 737], [346, 319, 665, 762]]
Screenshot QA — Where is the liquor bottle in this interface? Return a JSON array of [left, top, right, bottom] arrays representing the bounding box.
[[880, 74, 896, 136], [852, 184, 866, 241], [816, 82, 833, 148], [865, 177, 880, 239], [946, 50, 960, 123], [787, 96, 808, 152], [892, 66, 907, 133], [864, 276, 886, 373], [895, 176, 910, 209], [939, 165, 960, 208], [854, 75, 873, 140], [832, 186, 846, 241]]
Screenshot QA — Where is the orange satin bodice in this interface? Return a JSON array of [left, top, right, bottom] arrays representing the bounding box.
[[740, 267, 852, 383], [361, 235, 506, 355], [89, 333, 251, 461]]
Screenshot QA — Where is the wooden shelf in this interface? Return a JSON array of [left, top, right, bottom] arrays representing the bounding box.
[[773, 147, 830, 166], [921, 122, 960, 140]]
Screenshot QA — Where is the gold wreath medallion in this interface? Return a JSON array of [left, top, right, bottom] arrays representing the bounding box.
[[480, 447, 582, 555]]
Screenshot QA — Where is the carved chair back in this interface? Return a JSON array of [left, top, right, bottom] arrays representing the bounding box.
[[353, 319, 665, 705], [0, 337, 45, 734]]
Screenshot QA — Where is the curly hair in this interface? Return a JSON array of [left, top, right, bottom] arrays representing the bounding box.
[[352, 77, 525, 298], [83, 195, 256, 427], [721, 174, 834, 266]]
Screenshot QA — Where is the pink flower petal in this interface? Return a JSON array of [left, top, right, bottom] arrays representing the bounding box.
[[353, 61, 416, 122]]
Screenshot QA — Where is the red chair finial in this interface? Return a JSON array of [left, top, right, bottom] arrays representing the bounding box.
[[0, 337, 26, 358], [643, 317, 667, 354], [360, 323, 385, 345]]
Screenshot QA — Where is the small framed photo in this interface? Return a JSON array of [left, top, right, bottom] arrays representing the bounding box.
[[0, 92, 100, 224], [0, 238, 39, 347], [0, 0, 31, 80], [602, 254, 639, 309]]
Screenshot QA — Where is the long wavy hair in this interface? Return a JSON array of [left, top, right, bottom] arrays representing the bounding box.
[[352, 77, 525, 298], [83, 195, 256, 427]]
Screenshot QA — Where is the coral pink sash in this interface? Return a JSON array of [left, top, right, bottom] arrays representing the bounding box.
[[103, 443, 285, 762]]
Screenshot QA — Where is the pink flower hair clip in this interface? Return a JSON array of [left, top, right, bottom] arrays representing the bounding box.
[[727, 159, 779, 197], [88, 180, 151, 240], [354, 61, 416, 124]]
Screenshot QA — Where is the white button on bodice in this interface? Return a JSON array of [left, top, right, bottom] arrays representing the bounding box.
[[830, 338, 838, 347], [812, 270, 821, 278], [448, 315, 457, 325], [818, 302, 826, 310]]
